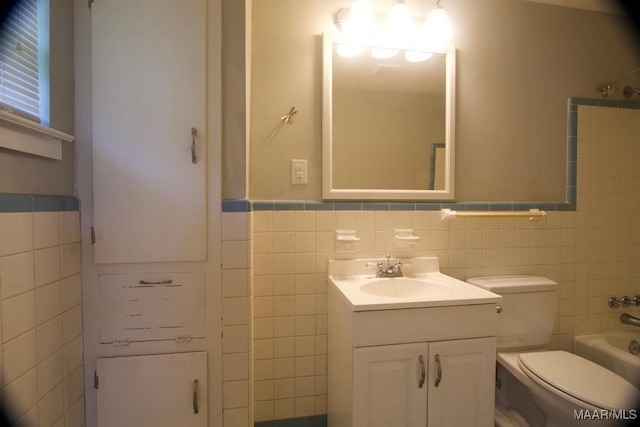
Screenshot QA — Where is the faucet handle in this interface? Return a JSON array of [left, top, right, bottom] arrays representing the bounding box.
[[623, 296, 634, 307], [609, 297, 622, 308]]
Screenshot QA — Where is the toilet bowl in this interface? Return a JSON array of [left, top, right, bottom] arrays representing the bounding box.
[[467, 276, 640, 427]]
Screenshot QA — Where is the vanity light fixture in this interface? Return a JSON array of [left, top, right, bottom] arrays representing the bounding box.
[[336, 0, 452, 62]]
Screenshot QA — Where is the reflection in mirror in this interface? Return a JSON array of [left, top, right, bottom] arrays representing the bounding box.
[[322, 35, 456, 200]]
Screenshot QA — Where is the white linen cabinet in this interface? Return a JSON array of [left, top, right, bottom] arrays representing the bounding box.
[[91, 0, 207, 264]]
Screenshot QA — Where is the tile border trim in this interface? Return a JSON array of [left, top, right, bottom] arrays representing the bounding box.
[[255, 414, 327, 427], [0, 193, 80, 212], [223, 97, 637, 213]]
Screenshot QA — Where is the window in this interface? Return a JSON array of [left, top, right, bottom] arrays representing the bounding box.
[[0, 0, 49, 125], [0, 0, 70, 160]]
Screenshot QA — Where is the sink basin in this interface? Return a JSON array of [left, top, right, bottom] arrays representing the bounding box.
[[328, 257, 502, 310], [360, 278, 451, 298]]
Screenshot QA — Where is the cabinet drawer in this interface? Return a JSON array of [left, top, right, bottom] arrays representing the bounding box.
[[98, 272, 205, 344], [352, 304, 497, 347]]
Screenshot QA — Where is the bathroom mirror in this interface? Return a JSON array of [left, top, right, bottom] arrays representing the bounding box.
[[322, 35, 456, 200]]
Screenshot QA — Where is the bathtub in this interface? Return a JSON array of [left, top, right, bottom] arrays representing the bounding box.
[[574, 331, 640, 388]]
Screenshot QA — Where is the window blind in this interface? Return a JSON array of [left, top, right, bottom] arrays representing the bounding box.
[[0, 0, 41, 123]]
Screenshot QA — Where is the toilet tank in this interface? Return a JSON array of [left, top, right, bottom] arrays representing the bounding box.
[[467, 276, 558, 351]]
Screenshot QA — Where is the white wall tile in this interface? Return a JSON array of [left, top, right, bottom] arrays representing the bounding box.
[[0, 213, 33, 256], [38, 383, 64, 427], [58, 212, 80, 245], [61, 306, 82, 345], [33, 212, 59, 250], [60, 275, 81, 312], [37, 350, 63, 399], [35, 282, 62, 327], [2, 291, 35, 342], [3, 330, 37, 385], [34, 247, 61, 288], [59, 243, 81, 279], [4, 366, 37, 422], [62, 366, 83, 409], [37, 317, 62, 363], [0, 252, 34, 299]]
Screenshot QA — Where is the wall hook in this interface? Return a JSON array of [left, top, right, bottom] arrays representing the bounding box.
[[280, 106, 297, 124]]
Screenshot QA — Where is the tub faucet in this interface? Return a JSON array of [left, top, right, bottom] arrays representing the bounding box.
[[366, 255, 404, 278], [620, 313, 640, 328]]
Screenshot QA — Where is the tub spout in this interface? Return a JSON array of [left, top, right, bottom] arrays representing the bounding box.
[[620, 313, 640, 328]]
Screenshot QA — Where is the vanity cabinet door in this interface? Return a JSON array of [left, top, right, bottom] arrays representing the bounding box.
[[353, 343, 429, 427], [91, 0, 207, 264], [427, 337, 496, 427], [96, 351, 207, 427]]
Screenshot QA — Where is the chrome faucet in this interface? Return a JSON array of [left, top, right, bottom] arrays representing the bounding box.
[[367, 255, 404, 278], [621, 313, 640, 328]]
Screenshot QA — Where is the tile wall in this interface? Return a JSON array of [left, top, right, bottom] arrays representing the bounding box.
[[221, 212, 254, 427], [233, 103, 640, 424], [0, 209, 84, 426]]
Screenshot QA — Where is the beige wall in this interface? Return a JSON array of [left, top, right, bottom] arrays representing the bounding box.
[[246, 0, 640, 201], [0, 0, 76, 196]]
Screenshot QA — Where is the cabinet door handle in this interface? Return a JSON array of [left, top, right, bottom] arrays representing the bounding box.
[[435, 354, 442, 387], [191, 127, 198, 164], [418, 354, 426, 388], [193, 379, 199, 414]]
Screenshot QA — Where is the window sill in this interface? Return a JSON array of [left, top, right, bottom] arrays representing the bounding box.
[[0, 110, 74, 160]]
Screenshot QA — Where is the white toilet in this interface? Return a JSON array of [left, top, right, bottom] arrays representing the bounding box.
[[467, 275, 640, 427]]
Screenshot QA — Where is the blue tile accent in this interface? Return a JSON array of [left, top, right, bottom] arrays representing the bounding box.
[[389, 202, 416, 211], [222, 199, 252, 212], [33, 195, 67, 212], [415, 202, 442, 211], [0, 193, 78, 213], [252, 201, 275, 211], [597, 99, 619, 108], [333, 201, 363, 211], [304, 201, 334, 211], [255, 415, 327, 427], [363, 202, 390, 211], [274, 201, 305, 211]]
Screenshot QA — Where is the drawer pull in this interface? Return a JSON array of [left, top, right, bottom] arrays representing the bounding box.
[[138, 280, 173, 285]]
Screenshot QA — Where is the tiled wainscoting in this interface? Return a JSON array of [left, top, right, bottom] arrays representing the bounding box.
[[0, 195, 84, 426], [218, 99, 640, 426]]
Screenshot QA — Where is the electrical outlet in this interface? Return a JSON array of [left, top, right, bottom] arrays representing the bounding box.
[[291, 159, 308, 184]]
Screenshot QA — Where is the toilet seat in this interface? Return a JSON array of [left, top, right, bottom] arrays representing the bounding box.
[[517, 351, 640, 411]]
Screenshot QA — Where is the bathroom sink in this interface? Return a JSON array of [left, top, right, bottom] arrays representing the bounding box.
[[328, 257, 501, 311], [359, 278, 451, 298]]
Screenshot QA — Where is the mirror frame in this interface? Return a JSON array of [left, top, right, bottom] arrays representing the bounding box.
[[322, 34, 456, 200]]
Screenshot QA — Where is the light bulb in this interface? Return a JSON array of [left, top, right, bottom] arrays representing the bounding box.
[[425, 2, 452, 48], [344, 0, 375, 40], [387, 0, 412, 37]]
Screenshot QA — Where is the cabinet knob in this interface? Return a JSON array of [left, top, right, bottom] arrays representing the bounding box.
[[496, 305, 503, 314]]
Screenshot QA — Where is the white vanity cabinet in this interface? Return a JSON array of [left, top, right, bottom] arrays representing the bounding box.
[[91, 0, 207, 264], [328, 287, 497, 427]]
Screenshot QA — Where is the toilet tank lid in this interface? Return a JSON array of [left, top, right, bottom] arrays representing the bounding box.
[[467, 275, 557, 293]]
